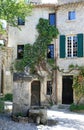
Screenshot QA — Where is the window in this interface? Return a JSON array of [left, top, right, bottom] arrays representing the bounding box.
[[60, 34, 83, 58], [47, 44, 54, 58], [66, 36, 77, 57], [49, 13, 56, 26], [47, 81, 52, 95], [18, 17, 25, 25], [17, 45, 24, 59], [68, 11, 76, 20]]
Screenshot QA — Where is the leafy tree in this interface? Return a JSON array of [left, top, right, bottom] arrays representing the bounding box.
[[0, 0, 32, 31]]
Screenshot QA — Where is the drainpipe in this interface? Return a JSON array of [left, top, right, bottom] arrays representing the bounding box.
[[54, 7, 58, 104], [54, 38, 58, 104]]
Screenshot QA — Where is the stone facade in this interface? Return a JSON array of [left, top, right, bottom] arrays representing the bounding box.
[[56, 1, 84, 104], [1, 0, 83, 113], [0, 47, 13, 94], [13, 73, 52, 115]]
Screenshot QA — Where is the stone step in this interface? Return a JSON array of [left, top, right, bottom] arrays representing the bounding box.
[[50, 104, 70, 110], [58, 104, 70, 109]]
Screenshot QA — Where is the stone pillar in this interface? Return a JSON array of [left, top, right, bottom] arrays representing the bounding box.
[[13, 73, 32, 116]]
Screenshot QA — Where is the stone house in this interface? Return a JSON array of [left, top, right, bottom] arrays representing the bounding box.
[[1, 0, 84, 114], [56, 0, 84, 104]]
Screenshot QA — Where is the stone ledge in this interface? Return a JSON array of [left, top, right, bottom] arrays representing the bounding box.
[[12, 115, 28, 123], [72, 110, 84, 113]]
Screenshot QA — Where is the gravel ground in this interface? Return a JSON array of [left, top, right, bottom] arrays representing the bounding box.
[[0, 108, 84, 130]]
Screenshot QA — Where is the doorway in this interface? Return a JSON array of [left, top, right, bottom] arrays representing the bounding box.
[[31, 81, 40, 106], [62, 76, 73, 104]]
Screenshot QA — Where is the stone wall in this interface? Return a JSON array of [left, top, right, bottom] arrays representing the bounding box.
[[0, 47, 13, 94], [8, 7, 55, 60], [13, 73, 32, 115], [13, 72, 53, 115], [56, 2, 84, 104], [58, 0, 84, 5]]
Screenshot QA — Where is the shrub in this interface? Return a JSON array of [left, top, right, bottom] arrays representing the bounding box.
[[0, 100, 4, 113], [70, 103, 84, 111], [4, 93, 13, 101]]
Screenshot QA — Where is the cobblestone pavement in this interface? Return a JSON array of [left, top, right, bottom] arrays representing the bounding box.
[[0, 108, 84, 130]]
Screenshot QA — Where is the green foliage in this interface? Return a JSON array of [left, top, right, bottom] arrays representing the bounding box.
[[0, 100, 4, 113], [16, 112, 24, 117], [70, 103, 84, 111], [0, 97, 4, 113], [0, 94, 13, 113], [73, 66, 84, 104], [15, 18, 59, 73], [4, 93, 13, 101], [0, 21, 6, 34], [0, 0, 33, 28]]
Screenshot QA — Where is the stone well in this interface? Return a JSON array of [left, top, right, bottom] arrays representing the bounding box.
[[13, 72, 33, 116]]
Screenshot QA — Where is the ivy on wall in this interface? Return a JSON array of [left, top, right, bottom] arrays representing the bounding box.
[[15, 18, 59, 75]]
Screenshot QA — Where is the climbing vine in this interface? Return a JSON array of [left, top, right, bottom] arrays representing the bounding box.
[[72, 66, 84, 104], [15, 18, 59, 75]]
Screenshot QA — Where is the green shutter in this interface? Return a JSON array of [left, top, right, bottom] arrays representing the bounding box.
[[60, 35, 65, 58], [77, 34, 83, 57]]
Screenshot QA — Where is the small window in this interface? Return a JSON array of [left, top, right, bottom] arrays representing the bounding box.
[[68, 11, 76, 20], [47, 81, 52, 95], [49, 13, 56, 26], [47, 44, 54, 58], [17, 45, 24, 59], [18, 17, 25, 25]]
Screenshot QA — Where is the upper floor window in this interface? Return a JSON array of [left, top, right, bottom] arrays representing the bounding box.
[[49, 13, 56, 26], [68, 11, 76, 20], [17, 45, 24, 59], [18, 17, 25, 25], [47, 44, 54, 58], [66, 36, 77, 57]]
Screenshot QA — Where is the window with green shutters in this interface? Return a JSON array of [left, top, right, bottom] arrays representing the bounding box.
[[60, 34, 83, 58], [77, 34, 83, 57], [60, 35, 65, 58]]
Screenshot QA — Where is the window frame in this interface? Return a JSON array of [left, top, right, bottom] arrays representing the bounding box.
[[68, 11, 76, 20], [66, 35, 78, 58], [47, 44, 54, 59], [18, 17, 25, 25], [49, 13, 56, 26], [46, 81, 52, 95], [17, 45, 24, 59]]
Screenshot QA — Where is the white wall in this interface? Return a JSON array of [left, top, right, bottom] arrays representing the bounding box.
[[8, 7, 55, 59]]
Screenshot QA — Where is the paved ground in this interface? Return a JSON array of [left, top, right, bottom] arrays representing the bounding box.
[[0, 107, 84, 130]]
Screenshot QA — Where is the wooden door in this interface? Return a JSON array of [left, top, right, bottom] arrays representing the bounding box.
[[62, 76, 73, 104], [31, 81, 40, 106]]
